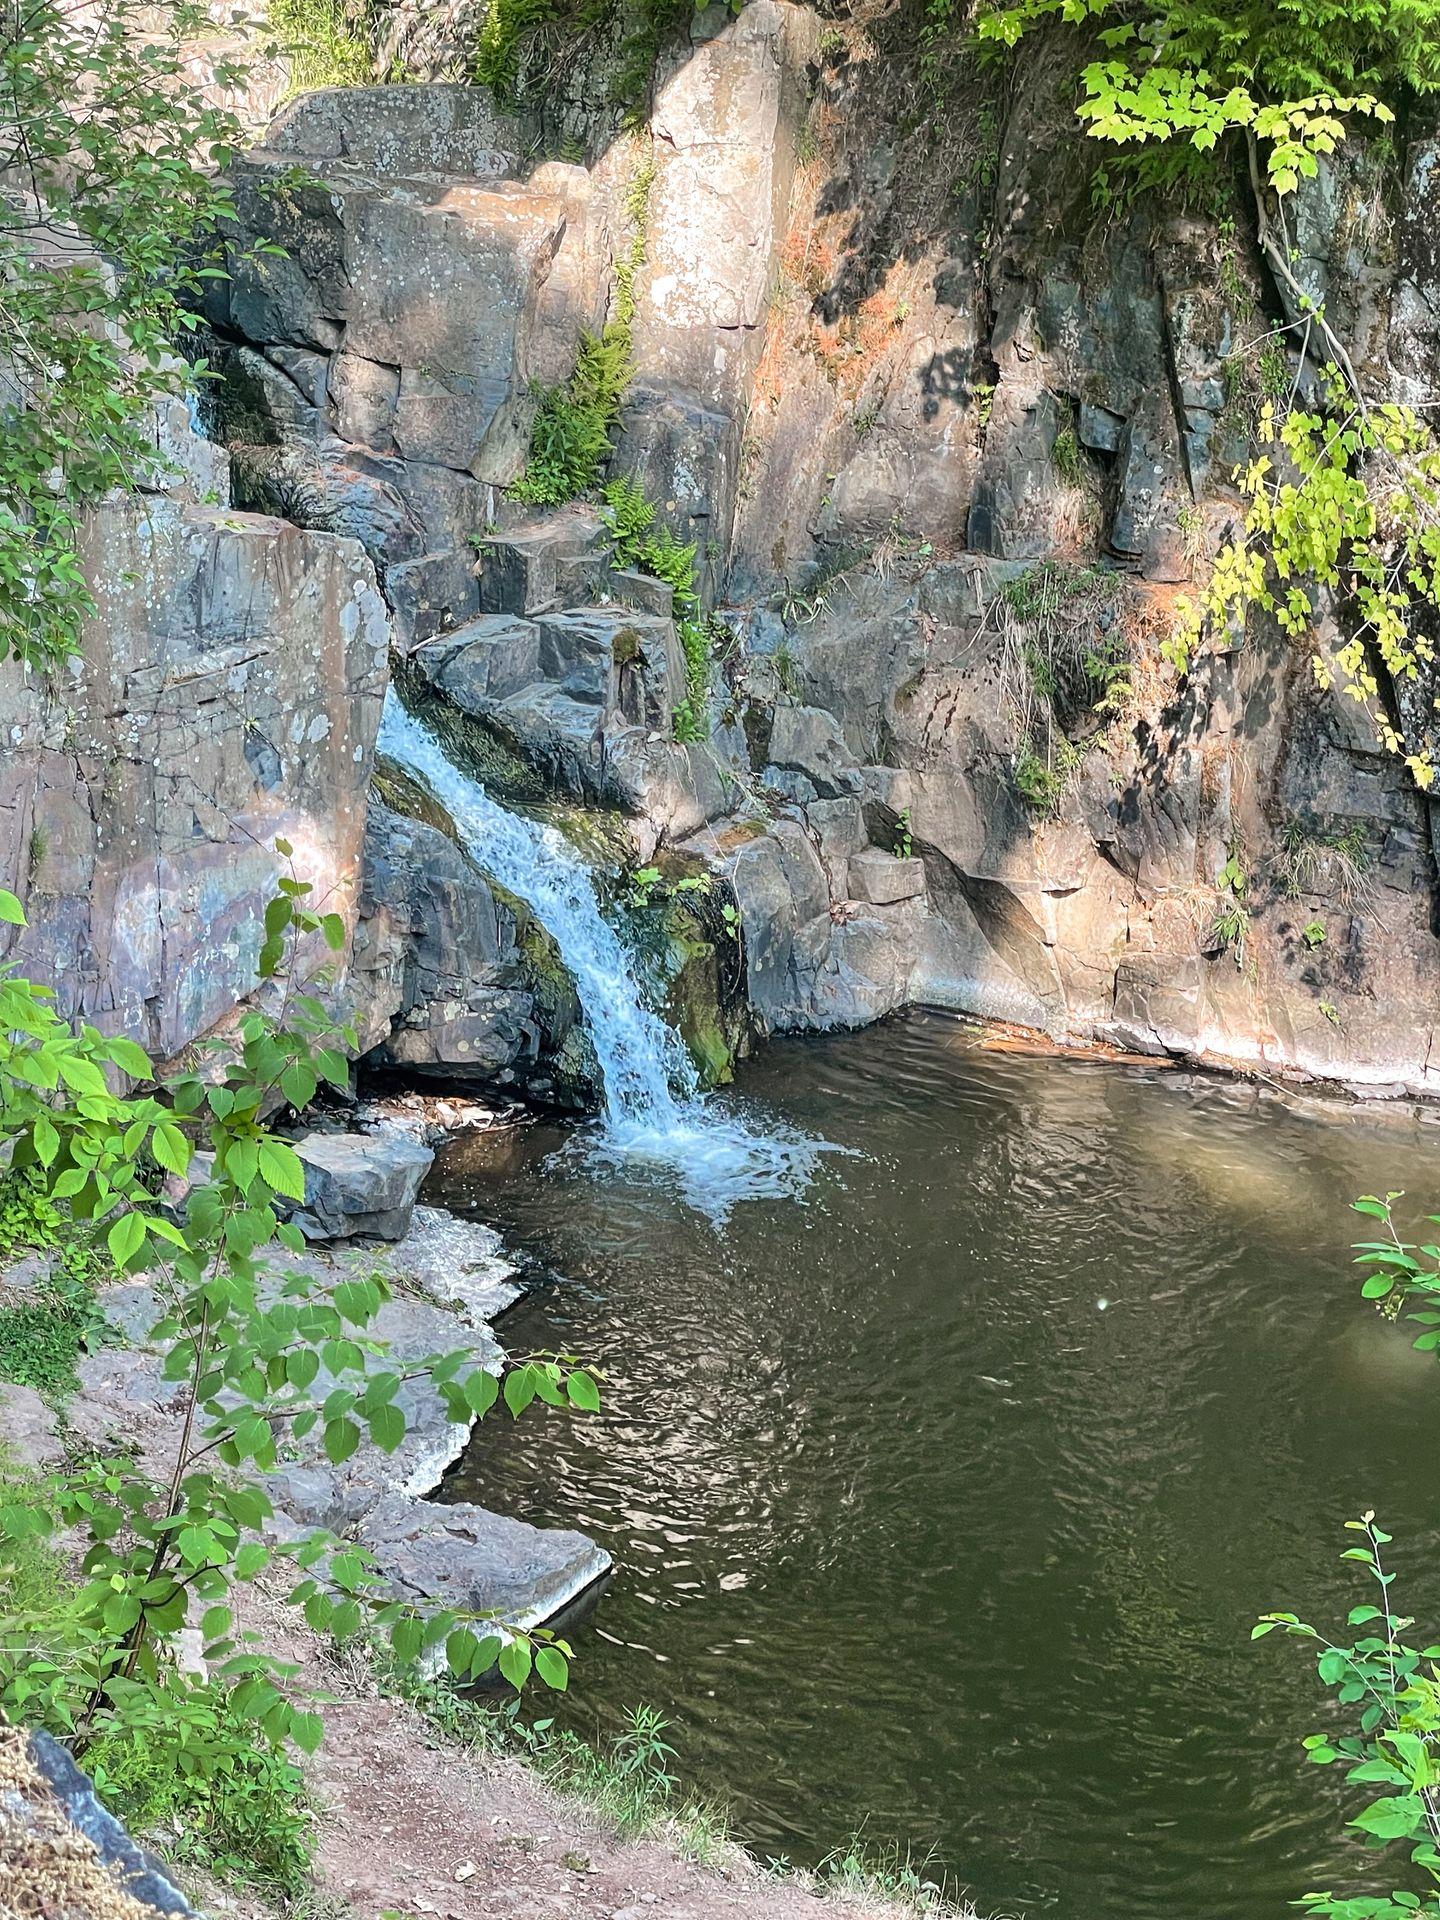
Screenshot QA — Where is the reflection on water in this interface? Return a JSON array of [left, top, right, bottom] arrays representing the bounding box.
[[431, 1012, 1440, 1920]]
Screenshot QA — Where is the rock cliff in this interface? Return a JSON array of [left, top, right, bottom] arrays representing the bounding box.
[[8, 2, 1440, 1099]]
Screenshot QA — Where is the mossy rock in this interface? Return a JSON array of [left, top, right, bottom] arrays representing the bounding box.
[[607, 854, 750, 1088]]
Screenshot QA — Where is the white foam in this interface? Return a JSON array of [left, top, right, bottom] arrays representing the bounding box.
[[378, 693, 824, 1220]]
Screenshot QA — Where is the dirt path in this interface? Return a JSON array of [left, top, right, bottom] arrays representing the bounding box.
[[307, 1685, 913, 1920], [228, 1583, 957, 1920]]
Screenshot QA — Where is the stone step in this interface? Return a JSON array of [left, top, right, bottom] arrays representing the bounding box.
[[534, 606, 681, 724], [415, 604, 682, 738], [385, 548, 481, 653], [478, 504, 608, 616], [414, 612, 543, 707], [848, 848, 926, 906]]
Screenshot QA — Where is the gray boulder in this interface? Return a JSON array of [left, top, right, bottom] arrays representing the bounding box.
[[360, 1493, 611, 1630], [767, 705, 862, 798], [0, 1383, 64, 1473], [848, 848, 925, 905], [290, 1130, 435, 1241]]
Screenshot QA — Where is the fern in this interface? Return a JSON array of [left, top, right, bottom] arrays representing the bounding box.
[[512, 146, 652, 505]]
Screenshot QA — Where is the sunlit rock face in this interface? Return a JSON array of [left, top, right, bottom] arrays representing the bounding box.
[[18, 13, 1440, 1097], [0, 472, 389, 1062]]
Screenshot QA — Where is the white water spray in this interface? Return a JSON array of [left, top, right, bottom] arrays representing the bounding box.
[[376, 692, 822, 1219]]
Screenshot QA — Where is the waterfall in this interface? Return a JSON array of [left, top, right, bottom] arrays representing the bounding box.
[[376, 690, 822, 1219]]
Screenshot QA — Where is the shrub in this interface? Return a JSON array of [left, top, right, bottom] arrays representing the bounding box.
[[268, 0, 378, 92], [0, 0, 260, 664], [0, 870, 595, 1864], [1256, 1195, 1440, 1917], [0, 1173, 107, 1399]]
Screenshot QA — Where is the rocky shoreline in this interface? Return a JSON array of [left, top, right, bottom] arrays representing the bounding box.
[[0, 1129, 612, 1660]]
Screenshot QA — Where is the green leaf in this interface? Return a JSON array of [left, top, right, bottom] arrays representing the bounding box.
[[565, 1370, 601, 1412], [291, 1710, 325, 1754], [235, 1543, 269, 1579], [369, 1402, 405, 1453], [391, 1617, 424, 1665], [504, 1369, 537, 1418], [107, 1210, 147, 1268], [497, 1639, 532, 1691], [0, 889, 25, 926], [323, 1417, 361, 1465], [535, 1646, 569, 1691], [150, 1120, 191, 1177], [286, 1348, 321, 1392], [258, 1138, 307, 1200], [463, 1370, 499, 1418]]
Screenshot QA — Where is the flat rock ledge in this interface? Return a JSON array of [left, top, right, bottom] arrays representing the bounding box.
[[0, 1724, 194, 1918], [2, 1204, 609, 1649]]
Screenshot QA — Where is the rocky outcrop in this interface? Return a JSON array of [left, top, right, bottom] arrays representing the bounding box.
[[0, 427, 389, 1063], [290, 1127, 435, 1239], [15, 3, 1440, 1101], [50, 1207, 611, 1633]]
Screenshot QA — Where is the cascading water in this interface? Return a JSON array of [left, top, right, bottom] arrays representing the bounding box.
[[376, 690, 822, 1220]]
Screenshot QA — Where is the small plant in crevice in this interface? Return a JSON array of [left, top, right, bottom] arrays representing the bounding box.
[[1013, 741, 1079, 817], [893, 807, 915, 860], [998, 562, 1132, 819], [1050, 402, 1086, 488], [1302, 917, 1327, 949], [1210, 846, 1251, 967], [600, 474, 717, 738], [512, 143, 654, 506], [1276, 814, 1377, 914]]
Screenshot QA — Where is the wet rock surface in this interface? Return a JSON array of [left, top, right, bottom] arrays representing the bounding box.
[[47, 1204, 601, 1639]]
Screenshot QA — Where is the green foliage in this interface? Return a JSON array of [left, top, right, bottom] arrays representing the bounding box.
[[1256, 1197, 1440, 1917], [972, 0, 1437, 192], [1051, 410, 1085, 487], [88, 1684, 315, 1891], [0, 869, 597, 1864], [601, 474, 717, 737], [513, 330, 635, 506], [815, 1836, 956, 1915], [0, 0, 260, 664], [1349, 1192, 1440, 1354], [268, 0, 379, 92], [894, 808, 915, 860], [1303, 917, 1328, 948], [512, 146, 653, 506], [1013, 741, 1078, 814], [0, 1171, 108, 1398], [1257, 1513, 1439, 1917], [1171, 385, 1440, 791], [1210, 846, 1250, 964], [474, 0, 706, 114]]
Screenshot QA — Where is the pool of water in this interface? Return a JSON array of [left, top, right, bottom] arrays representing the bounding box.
[[430, 1012, 1440, 1920]]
